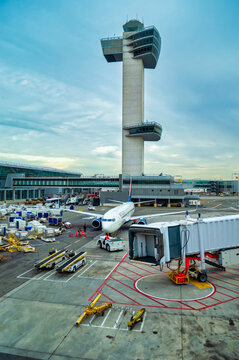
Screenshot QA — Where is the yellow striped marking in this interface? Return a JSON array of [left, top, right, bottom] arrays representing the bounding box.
[[189, 278, 211, 289]]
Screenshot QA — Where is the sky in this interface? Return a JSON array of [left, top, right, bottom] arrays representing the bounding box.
[[0, 0, 238, 179]]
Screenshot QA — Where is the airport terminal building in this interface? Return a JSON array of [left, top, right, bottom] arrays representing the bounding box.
[[0, 162, 82, 202], [0, 161, 238, 205]]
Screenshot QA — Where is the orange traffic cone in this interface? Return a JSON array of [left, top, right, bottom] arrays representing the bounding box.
[[79, 231, 81, 237], [84, 232, 86, 238], [68, 232, 71, 238], [75, 231, 78, 237]]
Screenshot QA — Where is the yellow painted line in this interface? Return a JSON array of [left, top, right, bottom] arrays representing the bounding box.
[[189, 278, 211, 289]]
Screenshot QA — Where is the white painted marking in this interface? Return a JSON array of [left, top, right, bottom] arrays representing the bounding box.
[[139, 311, 146, 332], [104, 261, 122, 280], [89, 314, 96, 325], [37, 272, 51, 280], [100, 308, 112, 327], [135, 274, 215, 302], [43, 271, 55, 280], [113, 310, 123, 329], [17, 268, 34, 278], [65, 270, 79, 283], [81, 323, 141, 332], [77, 260, 97, 277]]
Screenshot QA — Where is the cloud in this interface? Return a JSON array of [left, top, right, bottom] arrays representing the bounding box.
[[0, 152, 79, 170], [92, 146, 120, 158]]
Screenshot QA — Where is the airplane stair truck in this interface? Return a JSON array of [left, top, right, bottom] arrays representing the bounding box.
[[56, 251, 87, 273], [97, 236, 125, 252], [129, 214, 239, 284], [35, 248, 67, 270]]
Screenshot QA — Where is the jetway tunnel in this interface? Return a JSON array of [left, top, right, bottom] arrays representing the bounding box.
[[129, 225, 182, 265]]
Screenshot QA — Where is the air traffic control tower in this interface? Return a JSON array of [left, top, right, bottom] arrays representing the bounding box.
[[101, 19, 162, 176]]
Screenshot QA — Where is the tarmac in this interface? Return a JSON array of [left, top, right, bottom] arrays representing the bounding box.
[[0, 196, 239, 360]]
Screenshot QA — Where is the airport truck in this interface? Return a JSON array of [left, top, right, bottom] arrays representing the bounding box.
[[97, 236, 125, 252], [56, 251, 87, 273], [34, 248, 67, 270]]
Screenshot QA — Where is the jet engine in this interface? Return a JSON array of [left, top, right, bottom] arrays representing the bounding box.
[[136, 218, 147, 225], [91, 218, 102, 230]]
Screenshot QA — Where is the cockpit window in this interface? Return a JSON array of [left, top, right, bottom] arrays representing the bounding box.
[[102, 218, 116, 222]]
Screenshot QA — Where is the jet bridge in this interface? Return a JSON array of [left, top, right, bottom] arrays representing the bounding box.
[[129, 215, 239, 282]]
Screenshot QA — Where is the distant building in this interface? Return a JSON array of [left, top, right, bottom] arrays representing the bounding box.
[[0, 161, 81, 201]]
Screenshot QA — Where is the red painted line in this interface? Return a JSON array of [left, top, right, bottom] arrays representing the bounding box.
[[194, 300, 207, 306], [111, 276, 137, 292], [210, 297, 221, 302], [105, 283, 141, 305], [125, 261, 154, 274], [125, 260, 168, 274], [179, 302, 196, 310], [114, 270, 136, 282], [222, 269, 239, 275], [132, 280, 169, 308], [210, 270, 239, 282], [99, 292, 116, 304], [208, 274, 239, 288], [198, 297, 239, 311], [88, 252, 128, 302], [214, 284, 239, 295], [216, 290, 234, 298], [120, 265, 144, 277]]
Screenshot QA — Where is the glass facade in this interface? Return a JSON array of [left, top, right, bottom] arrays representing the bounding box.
[[123, 177, 172, 186], [127, 26, 161, 69], [13, 177, 120, 188]]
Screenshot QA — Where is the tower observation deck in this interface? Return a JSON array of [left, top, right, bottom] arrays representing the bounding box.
[[101, 19, 162, 176]]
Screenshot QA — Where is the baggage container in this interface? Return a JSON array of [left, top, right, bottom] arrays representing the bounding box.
[[16, 219, 27, 230], [0, 225, 7, 236]]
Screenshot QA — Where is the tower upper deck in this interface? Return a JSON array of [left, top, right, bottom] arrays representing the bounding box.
[[101, 20, 161, 69]]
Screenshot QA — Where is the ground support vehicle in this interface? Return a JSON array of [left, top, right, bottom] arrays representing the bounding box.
[[97, 235, 125, 252], [75, 294, 112, 326], [35, 248, 67, 270], [7, 233, 36, 253], [128, 308, 145, 330], [129, 214, 239, 284], [56, 251, 87, 273]]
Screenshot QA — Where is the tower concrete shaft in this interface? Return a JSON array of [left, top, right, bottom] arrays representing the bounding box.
[[101, 19, 162, 177], [122, 32, 144, 176]]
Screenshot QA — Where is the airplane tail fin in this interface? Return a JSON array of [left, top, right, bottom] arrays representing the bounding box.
[[128, 178, 132, 202]]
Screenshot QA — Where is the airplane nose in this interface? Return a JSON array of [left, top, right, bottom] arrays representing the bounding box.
[[102, 222, 114, 233]]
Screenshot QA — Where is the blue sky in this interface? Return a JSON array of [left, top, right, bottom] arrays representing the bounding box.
[[0, 0, 238, 179]]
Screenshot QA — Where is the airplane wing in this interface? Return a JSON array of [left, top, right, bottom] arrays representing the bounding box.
[[130, 209, 196, 221], [64, 208, 103, 218]]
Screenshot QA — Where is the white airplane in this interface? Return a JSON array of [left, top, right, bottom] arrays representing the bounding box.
[[65, 182, 196, 234]]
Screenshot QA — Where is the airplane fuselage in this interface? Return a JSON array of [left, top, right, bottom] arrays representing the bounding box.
[[101, 201, 135, 234]]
